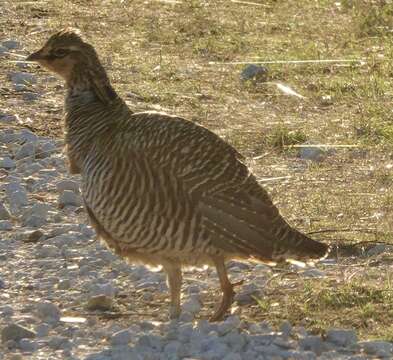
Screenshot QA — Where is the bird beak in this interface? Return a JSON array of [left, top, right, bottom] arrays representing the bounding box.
[[26, 50, 44, 62]]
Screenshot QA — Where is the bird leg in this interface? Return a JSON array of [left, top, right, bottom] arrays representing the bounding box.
[[163, 262, 182, 319], [210, 257, 242, 322]]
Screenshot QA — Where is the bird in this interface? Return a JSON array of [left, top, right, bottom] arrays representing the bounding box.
[[26, 29, 328, 321]]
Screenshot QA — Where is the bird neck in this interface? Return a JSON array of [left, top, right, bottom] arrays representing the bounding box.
[[66, 63, 118, 105]]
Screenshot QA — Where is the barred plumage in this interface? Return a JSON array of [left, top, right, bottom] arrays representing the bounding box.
[[27, 29, 328, 321]]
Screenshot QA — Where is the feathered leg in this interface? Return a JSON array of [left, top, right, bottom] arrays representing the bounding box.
[[163, 261, 182, 319]]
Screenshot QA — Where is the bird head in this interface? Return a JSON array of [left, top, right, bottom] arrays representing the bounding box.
[[27, 29, 116, 103]]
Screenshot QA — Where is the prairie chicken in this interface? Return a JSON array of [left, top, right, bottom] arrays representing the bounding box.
[[27, 29, 328, 321]]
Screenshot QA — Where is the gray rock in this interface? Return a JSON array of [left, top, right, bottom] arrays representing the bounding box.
[[0, 114, 17, 124], [37, 244, 60, 258], [240, 64, 269, 82], [299, 335, 325, 355], [15, 142, 36, 160], [58, 190, 82, 208], [111, 329, 132, 346], [0, 156, 16, 169], [1, 323, 36, 343], [2, 40, 21, 49], [301, 268, 326, 278], [21, 203, 50, 227], [35, 323, 50, 338], [0, 202, 11, 220], [24, 230, 45, 243], [36, 140, 58, 159], [299, 145, 326, 162], [57, 279, 71, 290], [326, 329, 357, 347], [182, 295, 201, 314], [179, 311, 194, 322], [19, 338, 38, 352], [22, 92, 40, 102], [218, 316, 241, 335], [0, 305, 14, 317], [280, 321, 292, 338], [36, 302, 61, 324], [90, 282, 117, 298], [48, 336, 72, 350], [0, 45, 8, 56], [235, 283, 260, 305], [0, 220, 12, 231], [17, 129, 38, 144], [8, 72, 37, 85], [366, 244, 387, 257], [86, 295, 113, 311], [222, 354, 242, 360], [8, 190, 29, 212], [360, 340, 393, 357], [56, 179, 80, 193]]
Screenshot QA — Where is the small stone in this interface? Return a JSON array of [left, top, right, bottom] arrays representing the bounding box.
[[8, 72, 37, 85], [222, 354, 242, 360], [110, 329, 131, 346], [179, 312, 194, 323], [15, 142, 36, 160], [360, 341, 393, 357], [299, 335, 325, 355], [280, 321, 292, 338], [326, 329, 357, 347], [56, 180, 80, 193], [240, 64, 269, 82], [0, 202, 11, 220], [57, 279, 71, 290], [301, 268, 326, 278], [24, 230, 44, 243], [22, 203, 50, 227], [48, 336, 72, 350], [0, 114, 17, 124], [36, 302, 61, 325], [2, 40, 21, 49], [58, 190, 82, 208], [17, 129, 38, 144], [320, 95, 333, 106], [366, 244, 387, 257], [0, 220, 12, 231], [86, 295, 113, 311], [0, 45, 8, 56], [0, 305, 14, 317], [90, 282, 117, 298], [35, 323, 50, 338], [37, 244, 59, 258], [218, 316, 241, 335], [182, 295, 202, 314], [0, 156, 16, 169], [1, 323, 36, 343], [22, 92, 40, 102], [19, 338, 37, 352], [299, 145, 326, 162]]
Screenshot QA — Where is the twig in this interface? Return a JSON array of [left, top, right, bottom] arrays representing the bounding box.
[[208, 59, 365, 65], [307, 228, 381, 235], [257, 176, 292, 183], [285, 144, 359, 148], [231, 0, 270, 6]]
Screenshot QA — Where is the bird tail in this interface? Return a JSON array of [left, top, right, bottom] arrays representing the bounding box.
[[200, 189, 329, 264]]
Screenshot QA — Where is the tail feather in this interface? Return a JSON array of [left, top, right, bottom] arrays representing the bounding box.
[[200, 191, 328, 262]]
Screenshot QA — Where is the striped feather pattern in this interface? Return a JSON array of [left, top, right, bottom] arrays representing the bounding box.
[[64, 91, 327, 265]]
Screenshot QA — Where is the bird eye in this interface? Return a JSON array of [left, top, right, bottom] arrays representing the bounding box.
[[53, 48, 69, 58]]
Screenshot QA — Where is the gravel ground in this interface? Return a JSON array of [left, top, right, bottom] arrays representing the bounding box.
[[1, 42, 393, 360]]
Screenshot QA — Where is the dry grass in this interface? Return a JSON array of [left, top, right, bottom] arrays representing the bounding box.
[[1, 0, 393, 340]]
